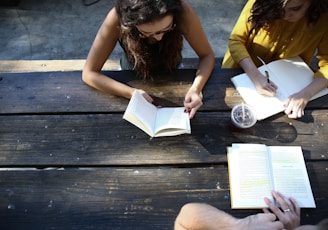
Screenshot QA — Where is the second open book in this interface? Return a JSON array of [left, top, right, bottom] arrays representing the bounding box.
[[227, 143, 316, 209], [231, 56, 328, 120]]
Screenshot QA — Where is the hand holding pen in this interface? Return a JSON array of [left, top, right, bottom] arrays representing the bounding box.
[[262, 70, 277, 95], [240, 56, 277, 96], [257, 56, 277, 92]]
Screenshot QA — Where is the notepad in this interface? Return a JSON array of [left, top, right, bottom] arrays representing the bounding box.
[[231, 56, 328, 120]]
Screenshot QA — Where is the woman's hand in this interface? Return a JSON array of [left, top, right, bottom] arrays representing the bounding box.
[[284, 91, 309, 118], [263, 190, 301, 230], [284, 76, 328, 119], [238, 57, 278, 96], [253, 71, 278, 96], [136, 89, 154, 104], [184, 88, 203, 119]]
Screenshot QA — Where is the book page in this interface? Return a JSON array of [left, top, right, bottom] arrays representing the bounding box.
[[267, 57, 313, 97], [268, 57, 328, 100], [228, 144, 274, 208], [123, 91, 158, 136], [269, 146, 316, 208], [154, 107, 190, 137]]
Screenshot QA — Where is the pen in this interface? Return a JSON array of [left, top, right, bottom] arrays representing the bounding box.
[[265, 70, 270, 83]]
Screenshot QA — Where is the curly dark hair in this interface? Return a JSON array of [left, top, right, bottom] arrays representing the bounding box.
[[248, 0, 328, 33], [115, 0, 184, 80]]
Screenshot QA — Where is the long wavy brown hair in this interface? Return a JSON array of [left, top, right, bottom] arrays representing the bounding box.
[[248, 0, 328, 33], [115, 0, 183, 80]]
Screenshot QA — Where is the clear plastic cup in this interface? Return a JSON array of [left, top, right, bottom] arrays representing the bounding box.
[[231, 103, 257, 129]]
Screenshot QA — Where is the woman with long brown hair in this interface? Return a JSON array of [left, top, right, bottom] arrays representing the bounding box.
[[82, 0, 214, 119]]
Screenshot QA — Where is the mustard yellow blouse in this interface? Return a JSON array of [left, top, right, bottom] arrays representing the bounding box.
[[222, 0, 328, 79]]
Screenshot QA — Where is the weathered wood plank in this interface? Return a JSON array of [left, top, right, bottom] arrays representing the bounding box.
[[0, 58, 222, 73], [0, 69, 216, 114], [1, 69, 327, 114], [0, 60, 120, 73], [0, 113, 214, 166], [181, 57, 223, 69], [0, 163, 326, 229], [0, 110, 326, 166], [193, 110, 328, 160], [0, 71, 128, 114]]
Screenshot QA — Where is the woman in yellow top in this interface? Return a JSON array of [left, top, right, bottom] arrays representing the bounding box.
[[222, 0, 328, 119]]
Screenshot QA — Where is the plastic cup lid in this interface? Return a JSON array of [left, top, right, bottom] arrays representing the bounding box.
[[231, 103, 257, 128]]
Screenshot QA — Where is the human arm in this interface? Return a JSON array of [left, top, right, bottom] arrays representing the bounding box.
[[82, 8, 153, 102], [284, 27, 328, 118], [263, 190, 301, 230], [284, 76, 328, 118], [174, 203, 284, 230], [180, 0, 215, 119], [223, 0, 277, 97], [224, 0, 277, 96], [239, 57, 278, 96]]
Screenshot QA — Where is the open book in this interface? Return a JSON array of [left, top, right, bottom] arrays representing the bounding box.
[[227, 143, 316, 209], [123, 90, 191, 137], [231, 56, 328, 120]]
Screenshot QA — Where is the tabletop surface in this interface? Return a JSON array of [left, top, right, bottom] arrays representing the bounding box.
[[0, 67, 327, 229]]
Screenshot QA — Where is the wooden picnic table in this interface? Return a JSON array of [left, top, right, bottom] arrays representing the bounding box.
[[0, 66, 327, 229]]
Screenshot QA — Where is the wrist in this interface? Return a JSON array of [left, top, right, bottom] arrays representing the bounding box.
[[128, 88, 137, 99], [188, 85, 203, 97], [248, 70, 263, 83], [188, 85, 200, 93], [301, 90, 312, 102]]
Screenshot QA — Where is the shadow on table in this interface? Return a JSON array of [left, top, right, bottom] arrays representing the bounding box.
[[230, 121, 298, 143], [194, 109, 321, 158], [230, 110, 317, 144]]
